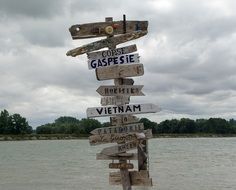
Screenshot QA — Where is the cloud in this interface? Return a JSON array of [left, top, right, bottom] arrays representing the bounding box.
[[0, 0, 65, 18], [0, 0, 236, 127]]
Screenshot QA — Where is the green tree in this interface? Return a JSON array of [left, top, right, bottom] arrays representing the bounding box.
[[140, 118, 158, 133], [8, 114, 32, 134], [0, 110, 10, 134]]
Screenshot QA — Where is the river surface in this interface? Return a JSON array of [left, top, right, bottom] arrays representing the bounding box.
[[0, 138, 235, 190]]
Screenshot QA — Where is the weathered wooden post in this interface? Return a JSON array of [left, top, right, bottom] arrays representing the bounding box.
[[66, 15, 161, 189]]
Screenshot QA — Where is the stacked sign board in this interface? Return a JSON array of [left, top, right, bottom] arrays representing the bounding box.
[[67, 15, 161, 189]]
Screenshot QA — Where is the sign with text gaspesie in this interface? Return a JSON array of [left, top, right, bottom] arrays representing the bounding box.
[[86, 103, 161, 118], [88, 53, 139, 69]]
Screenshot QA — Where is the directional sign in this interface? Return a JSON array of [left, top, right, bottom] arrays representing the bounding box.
[[109, 163, 134, 169], [101, 140, 138, 155], [110, 115, 139, 125], [96, 153, 138, 160], [86, 103, 161, 118], [115, 78, 134, 85], [88, 53, 140, 70], [89, 129, 152, 145], [66, 31, 147, 57], [96, 64, 144, 81], [97, 85, 144, 96], [69, 21, 148, 39], [101, 96, 130, 106], [109, 170, 152, 186], [90, 123, 144, 135], [87, 44, 137, 59]]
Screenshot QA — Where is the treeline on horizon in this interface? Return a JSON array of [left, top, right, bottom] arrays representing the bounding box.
[[1, 109, 236, 135]]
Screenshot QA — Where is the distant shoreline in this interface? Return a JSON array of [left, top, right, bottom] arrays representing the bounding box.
[[0, 133, 236, 141]]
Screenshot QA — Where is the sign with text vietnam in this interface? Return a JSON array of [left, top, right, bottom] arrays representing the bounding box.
[[96, 64, 144, 80], [87, 44, 137, 59], [97, 85, 144, 96], [86, 103, 161, 118], [88, 53, 139, 69]]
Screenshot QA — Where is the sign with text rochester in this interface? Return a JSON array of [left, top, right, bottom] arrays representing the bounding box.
[[97, 85, 144, 96], [87, 103, 161, 118]]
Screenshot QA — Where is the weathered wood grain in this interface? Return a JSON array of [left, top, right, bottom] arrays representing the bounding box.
[[66, 31, 147, 57], [96, 64, 144, 80], [101, 96, 130, 106], [90, 123, 144, 135], [109, 170, 152, 186], [100, 140, 138, 155], [86, 103, 161, 118], [110, 115, 139, 125], [109, 162, 134, 169], [96, 153, 138, 160], [89, 129, 152, 145], [69, 21, 148, 39], [87, 44, 137, 59], [97, 85, 144, 96]]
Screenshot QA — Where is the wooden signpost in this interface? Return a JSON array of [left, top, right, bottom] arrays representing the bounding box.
[[97, 85, 144, 96], [95, 64, 144, 80], [90, 123, 144, 135], [69, 21, 148, 39], [67, 15, 160, 190], [66, 30, 147, 57], [88, 53, 140, 70], [87, 103, 160, 118], [101, 96, 130, 106], [87, 44, 137, 59]]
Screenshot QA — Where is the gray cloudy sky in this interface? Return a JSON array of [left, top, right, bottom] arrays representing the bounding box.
[[0, 0, 236, 127]]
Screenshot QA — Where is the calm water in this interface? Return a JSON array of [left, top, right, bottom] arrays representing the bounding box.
[[0, 138, 235, 190]]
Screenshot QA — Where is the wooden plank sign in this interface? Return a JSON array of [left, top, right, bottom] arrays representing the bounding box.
[[66, 31, 147, 57], [110, 115, 139, 125], [109, 163, 134, 169], [90, 123, 144, 135], [109, 170, 152, 186], [88, 53, 140, 70], [89, 129, 152, 145], [86, 103, 161, 118], [87, 44, 137, 59], [97, 85, 144, 96], [101, 96, 130, 106], [100, 141, 138, 155], [114, 78, 134, 85], [69, 21, 148, 39], [96, 64, 144, 80], [96, 153, 138, 160]]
